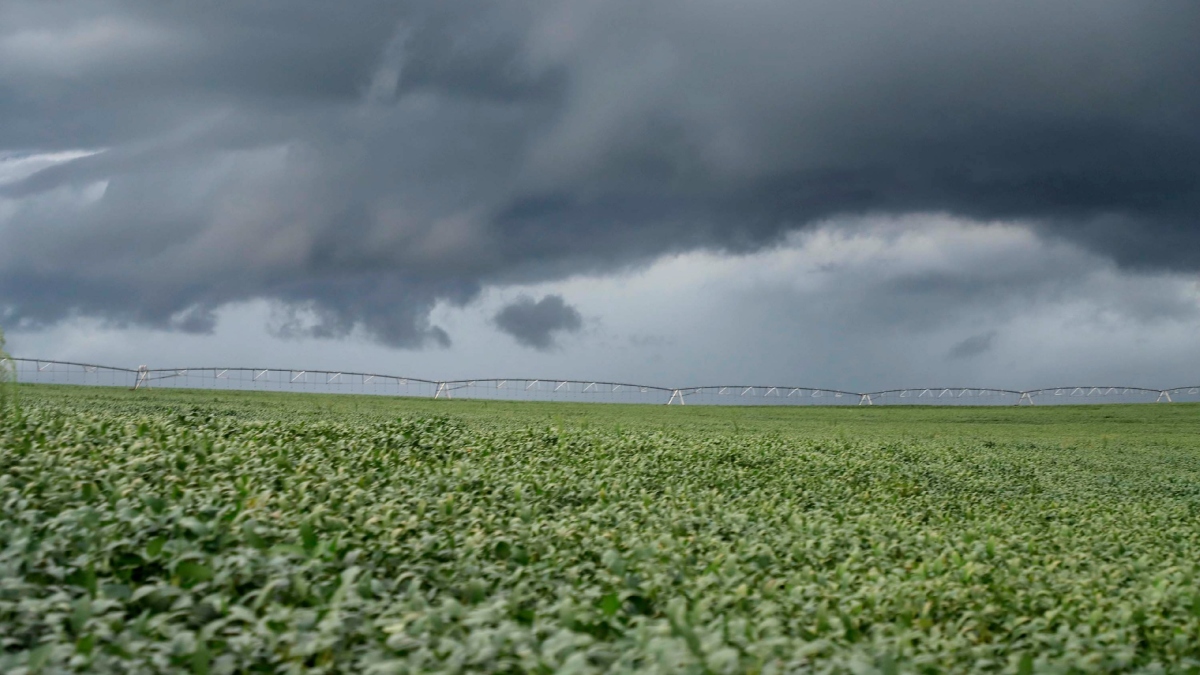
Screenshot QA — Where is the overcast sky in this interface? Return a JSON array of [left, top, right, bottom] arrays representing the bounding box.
[[3, 1, 1199, 390]]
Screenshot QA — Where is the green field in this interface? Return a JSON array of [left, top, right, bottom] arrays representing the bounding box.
[[3, 385, 1200, 673]]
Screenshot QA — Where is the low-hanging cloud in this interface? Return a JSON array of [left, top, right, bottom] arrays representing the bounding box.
[[948, 331, 998, 360], [493, 294, 582, 350], [1, 1, 1198, 347]]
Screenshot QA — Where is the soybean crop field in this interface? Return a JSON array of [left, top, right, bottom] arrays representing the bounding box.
[[3, 385, 1200, 674]]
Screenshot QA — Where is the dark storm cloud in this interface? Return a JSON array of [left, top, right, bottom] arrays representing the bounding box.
[[493, 295, 583, 350], [948, 331, 998, 360], [1, 0, 1198, 346]]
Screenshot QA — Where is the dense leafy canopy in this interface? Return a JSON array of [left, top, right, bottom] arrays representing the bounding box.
[[2, 387, 1200, 673]]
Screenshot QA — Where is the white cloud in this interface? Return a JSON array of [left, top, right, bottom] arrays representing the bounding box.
[[0, 150, 100, 185]]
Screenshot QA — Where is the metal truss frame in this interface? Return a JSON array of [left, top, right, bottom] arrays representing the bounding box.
[[6, 358, 1198, 407]]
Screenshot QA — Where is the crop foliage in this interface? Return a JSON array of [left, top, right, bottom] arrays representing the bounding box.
[[1, 386, 1200, 673]]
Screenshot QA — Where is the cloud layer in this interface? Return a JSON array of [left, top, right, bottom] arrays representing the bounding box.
[[493, 294, 583, 350], [13, 216, 1200, 390], [1, 1, 1198, 347]]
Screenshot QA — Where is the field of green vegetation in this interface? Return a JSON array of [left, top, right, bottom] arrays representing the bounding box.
[[3, 385, 1200, 674]]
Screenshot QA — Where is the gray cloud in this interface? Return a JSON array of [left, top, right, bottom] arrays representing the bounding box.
[[15, 217, 1199, 392], [1, 1, 1198, 346], [948, 331, 998, 360], [493, 295, 582, 350]]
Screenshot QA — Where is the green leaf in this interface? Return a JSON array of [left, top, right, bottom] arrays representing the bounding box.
[[67, 567, 97, 596], [146, 537, 167, 558], [191, 640, 210, 675], [300, 519, 318, 552], [130, 585, 159, 602], [462, 578, 488, 604], [70, 596, 92, 634], [176, 561, 214, 586], [493, 540, 512, 560], [598, 593, 621, 617], [28, 644, 53, 670]]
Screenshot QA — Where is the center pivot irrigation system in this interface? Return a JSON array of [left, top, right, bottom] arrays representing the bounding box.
[[6, 357, 1200, 406]]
